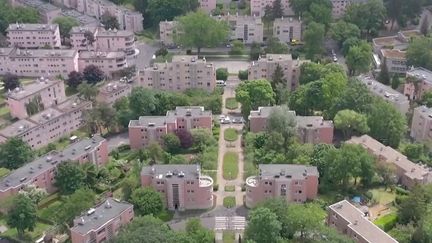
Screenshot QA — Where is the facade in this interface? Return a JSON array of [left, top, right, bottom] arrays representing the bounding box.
[[159, 21, 176, 46], [70, 198, 134, 243], [137, 55, 216, 92], [357, 75, 409, 115], [96, 81, 132, 105], [220, 15, 264, 44], [199, 0, 216, 13], [248, 54, 302, 91], [347, 135, 432, 189], [0, 135, 108, 200], [249, 106, 334, 144], [327, 200, 398, 243], [331, 0, 350, 18], [78, 51, 127, 77], [410, 106, 432, 144], [6, 23, 61, 48], [404, 67, 432, 100], [12, 0, 62, 24], [273, 17, 302, 43], [95, 28, 136, 56], [0, 97, 92, 149], [70, 26, 98, 51], [141, 164, 213, 211], [250, 0, 294, 17], [6, 78, 66, 119], [380, 49, 407, 74], [245, 164, 319, 208], [0, 48, 14, 74], [129, 106, 212, 149]]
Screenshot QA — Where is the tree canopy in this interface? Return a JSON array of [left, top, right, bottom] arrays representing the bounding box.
[[0, 138, 33, 169], [54, 162, 85, 195], [7, 194, 37, 237], [303, 21, 325, 60], [130, 187, 164, 216], [53, 16, 79, 39], [235, 80, 275, 117], [334, 109, 369, 138], [2, 73, 20, 91], [344, 0, 386, 37], [406, 37, 432, 70]]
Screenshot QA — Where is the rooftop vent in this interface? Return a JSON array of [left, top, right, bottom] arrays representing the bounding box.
[[286, 175, 292, 178], [19, 177, 27, 182], [185, 109, 192, 116], [78, 217, 85, 225], [336, 203, 343, 209], [84, 145, 92, 150], [105, 200, 112, 209], [87, 208, 96, 216], [274, 174, 280, 178], [148, 122, 155, 127], [166, 171, 173, 177], [46, 156, 52, 162], [280, 169, 285, 176], [178, 171, 185, 177]]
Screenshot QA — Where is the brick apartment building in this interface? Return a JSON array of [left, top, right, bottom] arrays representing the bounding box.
[[327, 200, 398, 243], [199, 0, 216, 12], [6, 23, 61, 48], [410, 106, 432, 144], [347, 135, 432, 189], [357, 75, 409, 115], [0, 97, 92, 149], [245, 164, 319, 208], [250, 0, 294, 17], [70, 198, 134, 243], [137, 56, 216, 92], [95, 28, 136, 56], [159, 21, 176, 47], [248, 54, 303, 91], [6, 78, 67, 119], [404, 67, 432, 100], [129, 106, 212, 149], [96, 81, 131, 105], [273, 17, 302, 43], [78, 51, 127, 77], [0, 135, 108, 200], [249, 106, 334, 144], [70, 26, 98, 51], [141, 164, 214, 211]]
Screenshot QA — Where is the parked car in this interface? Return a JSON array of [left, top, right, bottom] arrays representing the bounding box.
[[232, 117, 244, 124], [216, 80, 226, 86], [221, 117, 231, 124]]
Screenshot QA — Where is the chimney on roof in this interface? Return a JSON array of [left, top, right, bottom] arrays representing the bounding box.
[[78, 217, 85, 225], [105, 200, 112, 209]]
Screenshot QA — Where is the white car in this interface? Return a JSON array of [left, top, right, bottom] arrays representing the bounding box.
[[220, 117, 231, 124], [333, 56, 338, 62]]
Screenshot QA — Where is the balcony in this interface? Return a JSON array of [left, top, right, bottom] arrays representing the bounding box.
[[199, 175, 213, 187], [246, 176, 258, 187]]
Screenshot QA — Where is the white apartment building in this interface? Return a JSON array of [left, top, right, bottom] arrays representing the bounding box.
[[380, 49, 407, 74], [273, 17, 302, 43], [248, 54, 303, 91], [250, 0, 294, 17], [96, 81, 131, 105], [224, 15, 264, 44], [6, 23, 61, 48], [199, 0, 216, 13], [78, 51, 127, 77], [0, 48, 14, 74], [411, 106, 432, 144], [95, 28, 136, 56], [159, 21, 176, 46], [70, 26, 98, 51], [137, 55, 216, 92]]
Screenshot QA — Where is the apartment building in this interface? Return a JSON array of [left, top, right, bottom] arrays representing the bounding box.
[[373, 30, 421, 53], [141, 164, 213, 211], [7, 48, 79, 78], [250, 0, 294, 17], [0, 48, 15, 74], [129, 106, 212, 149], [0, 97, 92, 149], [96, 81, 131, 105], [199, 0, 216, 13], [249, 106, 334, 144], [159, 20, 176, 46], [70, 198, 134, 243], [0, 135, 108, 201], [380, 49, 407, 74], [245, 164, 319, 208], [12, 0, 62, 24], [328, 200, 397, 243], [347, 135, 432, 189], [137, 55, 216, 92], [6, 23, 61, 48], [273, 17, 302, 43], [70, 26, 98, 51], [410, 106, 432, 144], [61, 9, 100, 27], [219, 15, 264, 44], [95, 28, 136, 56], [331, 0, 350, 18], [248, 54, 302, 91], [357, 75, 409, 115], [78, 51, 127, 77], [6, 78, 66, 119], [404, 67, 432, 100]]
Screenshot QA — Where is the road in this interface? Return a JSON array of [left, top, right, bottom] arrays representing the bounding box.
[[135, 42, 159, 69]]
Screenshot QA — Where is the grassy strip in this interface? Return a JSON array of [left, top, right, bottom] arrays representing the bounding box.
[[224, 128, 238, 142], [223, 152, 238, 180], [225, 98, 238, 110], [224, 185, 236, 192], [223, 196, 236, 208]]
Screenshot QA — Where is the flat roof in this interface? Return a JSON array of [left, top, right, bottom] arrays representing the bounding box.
[[400, 29, 421, 38], [171, 55, 207, 63], [296, 116, 333, 128], [70, 26, 97, 34], [9, 48, 77, 58], [28, 107, 63, 124], [258, 164, 318, 180], [71, 198, 133, 235], [55, 96, 92, 113], [0, 135, 105, 192], [129, 116, 168, 127], [98, 81, 130, 94], [0, 48, 14, 56], [372, 36, 404, 46], [7, 23, 58, 32], [79, 51, 126, 59], [96, 28, 134, 37], [166, 106, 212, 117], [381, 49, 406, 60], [358, 75, 408, 105], [7, 78, 62, 100], [329, 200, 398, 243], [257, 54, 292, 62], [414, 105, 432, 120], [274, 17, 302, 25], [0, 119, 38, 138], [249, 106, 281, 118], [406, 67, 432, 83], [141, 164, 201, 180]]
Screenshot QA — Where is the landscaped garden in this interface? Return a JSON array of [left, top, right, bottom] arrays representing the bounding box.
[[223, 231, 236, 243], [223, 196, 236, 208], [224, 185, 236, 192], [223, 152, 238, 180], [224, 128, 238, 142], [225, 98, 238, 110]]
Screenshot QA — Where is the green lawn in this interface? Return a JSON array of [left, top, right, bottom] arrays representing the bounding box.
[[374, 212, 398, 231], [0, 105, 9, 117], [223, 196, 236, 208], [224, 128, 238, 142], [223, 152, 239, 180], [225, 98, 238, 110], [369, 188, 396, 205], [0, 216, 51, 242], [224, 185, 235, 192], [223, 231, 236, 243], [0, 167, 9, 178]]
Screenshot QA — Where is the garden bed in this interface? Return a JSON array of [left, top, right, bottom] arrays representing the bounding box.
[[223, 152, 239, 180], [225, 98, 238, 110], [223, 196, 236, 208], [224, 128, 238, 142]]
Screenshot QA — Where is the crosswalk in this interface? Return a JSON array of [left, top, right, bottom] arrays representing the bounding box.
[[215, 216, 246, 230]]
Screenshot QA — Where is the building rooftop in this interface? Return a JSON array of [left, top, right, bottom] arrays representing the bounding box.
[[129, 116, 168, 127], [329, 200, 398, 243], [399, 29, 421, 39], [249, 106, 279, 118], [70, 26, 98, 34], [61, 10, 99, 26], [258, 164, 319, 180], [257, 54, 292, 62], [28, 107, 63, 124], [358, 75, 409, 105], [55, 96, 91, 113], [381, 49, 406, 60], [406, 67, 432, 83], [7, 23, 58, 32], [96, 28, 134, 37], [79, 51, 126, 59], [70, 198, 133, 235], [372, 35, 405, 47], [0, 135, 105, 192], [141, 164, 201, 180], [9, 48, 77, 59], [0, 48, 14, 56], [166, 106, 212, 118], [0, 119, 38, 138], [98, 81, 130, 94], [414, 105, 432, 120], [171, 55, 208, 63], [274, 16, 301, 25], [37, 3, 60, 12], [296, 116, 333, 128], [7, 77, 62, 100]]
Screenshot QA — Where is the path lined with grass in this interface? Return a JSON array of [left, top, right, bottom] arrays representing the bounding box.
[[223, 152, 238, 180], [225, 97, 238, 110], [224, 128, 238, 142]]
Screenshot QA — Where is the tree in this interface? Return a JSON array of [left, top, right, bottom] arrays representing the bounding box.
[[191, 128, 216, 151], [0, 1, 39, 34], [130, 187, 163, 216], [84, 30, 95, 46], [147, 0, 198, 26], [238, 70, 248, 80], [216, 68, 228, 81], [412, 205, 432, 243], [299, 62, 345, 85], [284, 203, 326, 238], [101, 11, 120, 30], [67, 71, 84, 89], [55, 188, 96, 225], [83, 65, 105, 84], [391, 75, 401, 89], [175, 11, 229, 55], [53, 16, 79, 40], [406, 37, 432, 70], [19, 185, 47, 205], [421, 91, 432, 107], [176, 129, 193, 149], [2, 73, 20, 91], [250, 42, 262, 61], [267, 106, 297, 147], [378, 58, 390, 85], [147, 142, 166, 164], [271, 0, 283, 19], [303, 22, 325, 59], [385, 0, 422, 29], [265, 37, 289, 54], [402, 143, 424, 161], [420, 15, 430, 36], [0, 138, 33, 169], [77, 82, 99, 101], [229, 40, 245, 55], [346, 41, 372, 75], [329, 20, 361, 46], [341, 37, 361, 56], [376, 163, 397, 191], [271, 65, 287, 104], [185, 218, 215, 243], [304, 2, 332, 28], [54, 162, 85, 195], [129, 87, 157, 117], [6, 195, 37, 238], [245, 207, 282, 243], [235, 80, 275, 117], [334, 109, 369, 138], [344, 0, 386, 37], [94, 103, 118, 132], [398, 185, 432, 224], [162, 133, 181, 153]]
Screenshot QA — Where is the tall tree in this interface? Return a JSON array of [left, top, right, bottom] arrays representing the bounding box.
[[421, 91, 432, 107], [176, 129, 193, 149], [267, 106, 297, 147], [83, 65, 105, 84], [147, 0, 199, 26], [391, 74, 401, 89], [235, 79, 275, 118], [245, 207, 282, 243], [271, 0, 283, 19], [346, 41, 372, 75], [265, 37, 289, 54], [0, 138, 33, 169], [271, 64, 287, 104], [184, 218, 215, 243], [7, 195, 37, 238], [406, 37, 432, 70], [129, 87, 157, 117], [334, 109, 369, 138], [84, 30, 95, 46], [101, 11, 120, 30], [66, 71, 84, 89], [114, 216, 179, 242], [378, 58, 390, 85], [130, 187, 163, 216], [329, 20, 361, 47], [344, 0, 386, 37], [54, 162, 85, 195], [303, 21, 325, 60], [55, 188, 96, 225], [162, 133, 181, 153], [175, 11, 229, 55], [250, 42, 262, 60], [2, 72, 20, 91], [53, 16, 79, 40], [77, 82, 99, 101]]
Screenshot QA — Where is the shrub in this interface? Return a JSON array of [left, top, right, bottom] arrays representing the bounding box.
[[238, 70, 248, 80], [374, 213, 398, 232], [213, 184, 219, 191], [223, 196, 236, 208], [395, 186, 409, 195], [216, 68, 229, 81], [155, 47, 168, 57]]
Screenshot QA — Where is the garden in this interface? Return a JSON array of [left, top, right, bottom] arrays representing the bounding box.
[[225, 98, 238, 110], [223, 152, 239, 180], [223, 196, 236, 208], [224, 128, 238, 142]]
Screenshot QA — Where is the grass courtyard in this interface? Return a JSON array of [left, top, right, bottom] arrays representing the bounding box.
[[223, 196, 236, 208], [223, 152, 239, 180], [225, 98, 238, 110], [224, 128, 238, 142]]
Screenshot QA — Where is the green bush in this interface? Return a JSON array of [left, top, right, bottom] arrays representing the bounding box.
[[238, 70, 248, 80], [229, 40, 245, 55], [374, 213, 398, 232], [216, 68, 229, 81], [213, 184, 219, 191], [224, 128, 238, 141], [225, 98, 238, 110], [395, 186, 409, 195], [223, 196, 236, 208]]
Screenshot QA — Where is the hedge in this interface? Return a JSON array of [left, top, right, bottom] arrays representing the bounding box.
[[374, 213, 398, 232]]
